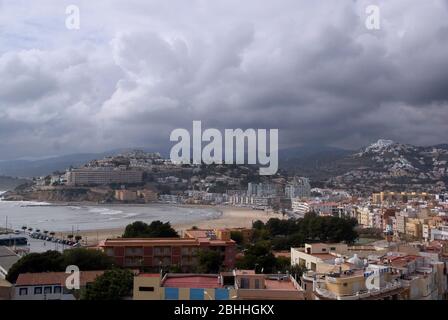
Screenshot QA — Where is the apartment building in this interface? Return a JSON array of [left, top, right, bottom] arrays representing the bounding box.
[[291, 200, 310, 216], [285, 177, 311, 199], [66, 167, 143, 186], [247, 182, 278, 197], [133, 273, 235, 300], [405, 218, 424, 239], [312, 265, 405, 300], [133, 270, 304, 300], [372, 192, 432, 205], [291, 243, 350, 273], [98, 229, 236, 271]]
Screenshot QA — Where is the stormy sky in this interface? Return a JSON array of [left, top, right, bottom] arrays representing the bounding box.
[[1, 0, 448, 160]]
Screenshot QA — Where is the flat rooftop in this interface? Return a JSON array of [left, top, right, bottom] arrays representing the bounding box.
[[162, 275, 222, 288], [15, 270, 104, 286], [264, 278, 297, 291]]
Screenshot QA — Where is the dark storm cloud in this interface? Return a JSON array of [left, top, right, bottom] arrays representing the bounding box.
[[1, 0, 448, 159]]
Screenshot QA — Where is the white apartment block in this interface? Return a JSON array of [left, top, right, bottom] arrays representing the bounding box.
[[285, 177, 311, 199]]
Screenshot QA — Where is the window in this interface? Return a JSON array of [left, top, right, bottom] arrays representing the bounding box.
[[19, 288, 28, 296], [44, 286, 52, 294], [254, 279, 261, 289], [330, 247, 336, 251], [63, 287, 72, 295], [240, 278, 249, 289], [54, 286, 62, 294], [321, 248, 327, 252], [34, 287, 43, 295], [343, 283, 348, 287], [139, 286, 154, 292]]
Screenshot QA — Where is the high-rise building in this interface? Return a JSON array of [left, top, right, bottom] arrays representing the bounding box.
[[285, 177, 311, 199]]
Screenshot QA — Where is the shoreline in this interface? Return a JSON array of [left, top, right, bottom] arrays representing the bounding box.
[[57, 205, 280, 245]]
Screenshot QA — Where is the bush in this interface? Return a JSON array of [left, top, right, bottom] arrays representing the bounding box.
[[81, 269, 134, 300]]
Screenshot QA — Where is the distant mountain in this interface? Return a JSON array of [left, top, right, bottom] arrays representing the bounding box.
[[279, 144, 353, 180], [285, 139, 448, 193], [0, 176, 29, 191], [0, 152, 116, 178], [0, 147, 165, 178]]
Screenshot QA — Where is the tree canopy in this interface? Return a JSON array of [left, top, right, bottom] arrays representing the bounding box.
[[122, 220, 179, 238], [6, 248, 114, 283], [197, 250, 224, 273], [81, 269, 134, 300], [252, 213, 358, 250]]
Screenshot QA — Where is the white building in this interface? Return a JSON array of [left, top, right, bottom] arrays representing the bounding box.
[[285, 177, 311, 199], [14, 271, 103, 300]]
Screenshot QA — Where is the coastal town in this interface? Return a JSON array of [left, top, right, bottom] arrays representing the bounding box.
[[1, 1, 448, 312], [1, 146, 448, 301]]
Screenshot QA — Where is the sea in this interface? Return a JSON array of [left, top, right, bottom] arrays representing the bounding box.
[[0, 191, 220, 232]]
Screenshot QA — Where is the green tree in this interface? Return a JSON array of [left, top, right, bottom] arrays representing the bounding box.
[[275, 256, 291, 272], [252, 220, 265, 230], [230, 231, 244, 245], [6, 248, 115, 283], [63, 248, 114, 271], [81, 269, 134, 300], [197, 250, 224, 273], [6, 251, 64, 283], [123, 220, 179, 238], [236, 242, 277, 273]]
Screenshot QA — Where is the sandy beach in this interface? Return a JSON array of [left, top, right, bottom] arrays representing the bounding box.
[[62, 206, 281, 245]]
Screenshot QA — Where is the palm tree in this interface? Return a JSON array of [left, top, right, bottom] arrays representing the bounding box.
[[21, 226, 27, 232], [49, 232, 55, 237], [36, 229, 41, 233], [28, 227, 33, 232], [67, 234, 74, 241], [75, 235, 82, 243]]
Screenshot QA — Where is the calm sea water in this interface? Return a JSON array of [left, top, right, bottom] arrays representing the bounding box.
[[0, 192, 220, 232]]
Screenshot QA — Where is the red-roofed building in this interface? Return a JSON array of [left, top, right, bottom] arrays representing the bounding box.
[[13, 270, 104, 300], [98, 229, 236, 271]]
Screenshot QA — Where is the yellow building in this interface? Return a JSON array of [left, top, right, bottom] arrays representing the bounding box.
[[133, 273, 236, 300], [405, 218, 423, 239], [114, 189, 137, 201]]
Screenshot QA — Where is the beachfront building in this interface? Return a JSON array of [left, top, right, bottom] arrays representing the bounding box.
[[13, 271, 104, 300], [66, 167, 143, 186], [98, 229, 236, 271], [284, 177, 311, 199]]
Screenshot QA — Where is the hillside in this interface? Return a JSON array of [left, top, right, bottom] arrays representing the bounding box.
[[284, 139, 448, 194]]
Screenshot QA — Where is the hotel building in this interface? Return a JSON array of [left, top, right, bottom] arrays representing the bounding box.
[[98, 229, 236, 271]]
